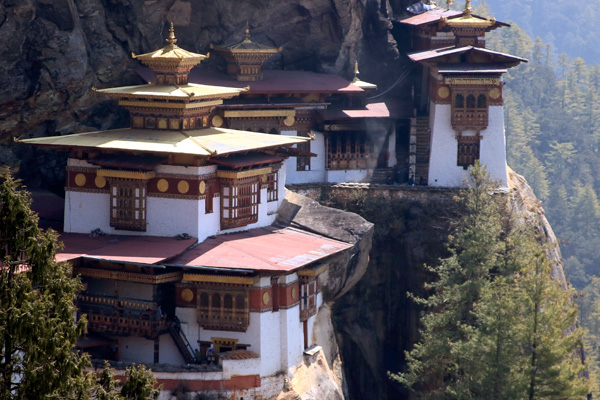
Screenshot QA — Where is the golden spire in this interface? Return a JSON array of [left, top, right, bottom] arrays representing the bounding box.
[[353, 61, 360, 82], [464, 0, 473, 15], [447, 0, 452, 9], [243, 21, 251, 42], [166, 21, 177, 46]]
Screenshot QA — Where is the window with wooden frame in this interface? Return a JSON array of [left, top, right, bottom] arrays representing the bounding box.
[[220, 177, 260, 230], [296, 132, 311, 171], [457, 133, 481, 168], [196, 288, 249, 331], [451, 89, 489, 130], [266, 169, 279, 202], [327, 131, 375, 170], [109, 178, 147, 231], [299, 278, 317, 322]]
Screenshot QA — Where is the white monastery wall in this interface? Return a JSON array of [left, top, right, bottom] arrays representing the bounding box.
[[159, 333, 185, 365], [280, 304, 304, 371], [258, 309, 283, 376], [284, 130, 327, 184], [64, 191, 110, 234], [480, 106, 509, 187], [120, 336, 154, 364], [222, 356, 261, 379], [326, 169, 370, 183], [428, 102, 508, 187]]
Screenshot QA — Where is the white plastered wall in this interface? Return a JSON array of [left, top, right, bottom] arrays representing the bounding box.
[[64, 160, 283, 239], [284, 130, 327, 184], [428, 102, 508, 187], [159, 333, 186, 365], [120, 336, 154, 364]]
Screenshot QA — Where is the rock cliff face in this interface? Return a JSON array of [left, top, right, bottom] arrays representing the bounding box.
[[0, 0, 415, 186], [291, 170, 573, 400]]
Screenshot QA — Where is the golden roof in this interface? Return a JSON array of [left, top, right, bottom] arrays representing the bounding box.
[[441, 0, 496, 29], [21, 127, 310, 157], [351, 61, 377, 90], [96, 83, 245, 101], [132, 22, 207, 66], [212, 22, 281, 54]]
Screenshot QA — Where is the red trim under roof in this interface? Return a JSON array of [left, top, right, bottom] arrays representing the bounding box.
[[56, 233, 196, 264], [168, 226, 353, 272]]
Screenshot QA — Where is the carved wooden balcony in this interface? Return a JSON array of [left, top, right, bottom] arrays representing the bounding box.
[[451, 109, 488, 130], [77, 294, 167, 338], [197, 306, 250, 332]]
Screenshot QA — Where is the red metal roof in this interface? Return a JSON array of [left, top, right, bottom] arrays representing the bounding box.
[[320, 102, 392, 119], [400, 8, 461, 26], [169, 226, 353, 272], [56, 233, 196, 264], [409, 46, 527, 64], [136, 67, 363, 94]]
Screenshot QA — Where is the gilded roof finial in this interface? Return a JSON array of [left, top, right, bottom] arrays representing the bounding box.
[[353, 61, 360, 82], [447, 0, 452, 9], [166, 21, 177, 46], [243, 21, 251, 42], [464, 0, 473, 15]]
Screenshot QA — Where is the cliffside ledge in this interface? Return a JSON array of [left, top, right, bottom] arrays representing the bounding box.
[[289, 169, 572, 400]]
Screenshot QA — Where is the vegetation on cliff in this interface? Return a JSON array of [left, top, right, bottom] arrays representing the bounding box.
[[391, 165, 589, 399], [0, 173, 159, 399]]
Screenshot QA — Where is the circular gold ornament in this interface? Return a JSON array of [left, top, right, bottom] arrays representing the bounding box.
[[262, 291, 270, 305], [489, 88, 501, 100], [261, 174, 268, 183], [291, 287, 297, 300], [157, 179, 169, 193], [199, 180, 206, 194], [212, 115, 224, 127], [437, 86, 450, 99], [74, 173, 86, 187], [95, 176, 106, 189], [178, 180, 190, 194], [283, 115, 295, 127], [181, 288, 194, 302]]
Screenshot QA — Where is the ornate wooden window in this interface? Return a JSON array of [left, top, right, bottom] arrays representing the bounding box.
[[451, 90, 488, 130], [327, 132, 376, 170], [197, 288, 249, 331], [266, 170, 278, 202], [109, 178, 147, 231], [297, 132, 311, 171], [299, 278, 318, 322], [457, 133, 481, 168], [220, 177, 260, 229]]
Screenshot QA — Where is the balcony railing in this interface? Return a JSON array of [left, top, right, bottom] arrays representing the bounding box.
[[78, 294, 167, 337], [451, 109, 488, 129], [197, 306, 249, 331]]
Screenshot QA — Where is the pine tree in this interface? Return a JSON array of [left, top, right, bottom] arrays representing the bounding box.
[[0, 173, 160, 399], [391, 164, 590, 399]]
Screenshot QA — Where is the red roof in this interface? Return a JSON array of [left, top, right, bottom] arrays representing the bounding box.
[[400, 8, 461, 26], [136, 67, 363, 94], [56, 233, 196, 264], [169, 226, 353, 272], [409, 46, 527, 64], [320, 102, 392, 119]]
